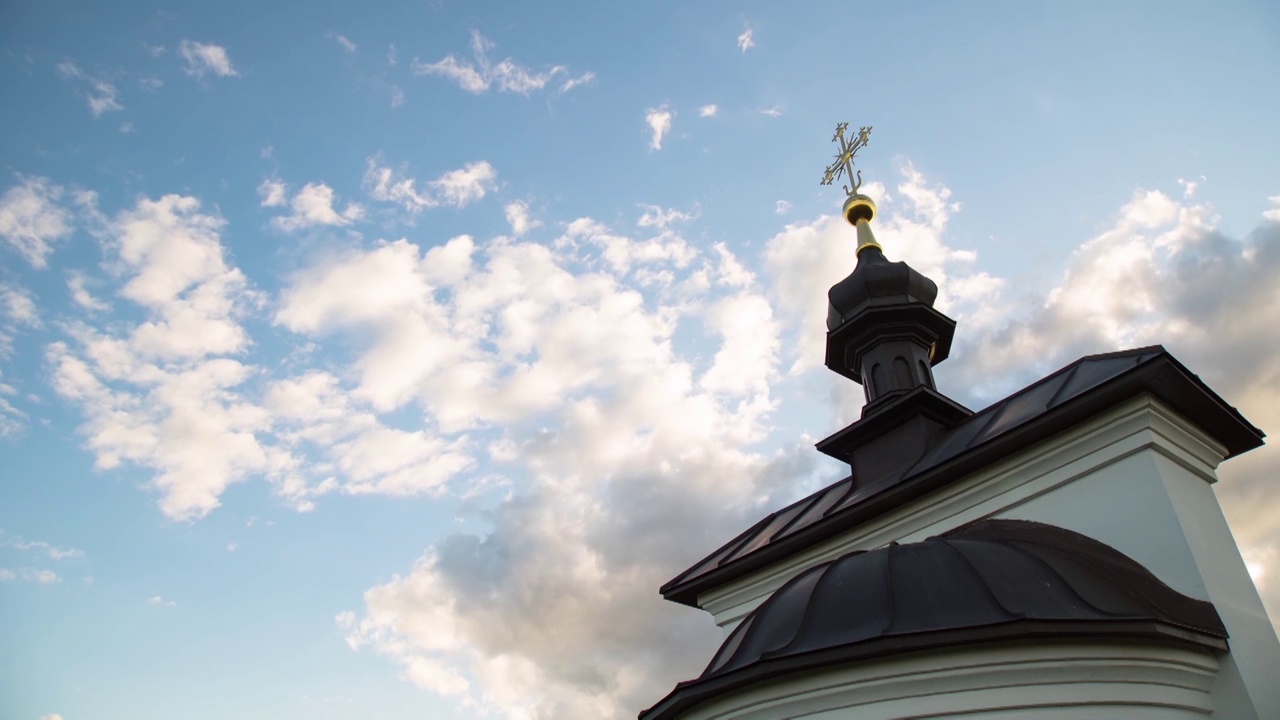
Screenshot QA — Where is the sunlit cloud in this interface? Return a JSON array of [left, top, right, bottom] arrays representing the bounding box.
[[326, 32, 357, 53], [55, 61, 124, 117], [179, 40, 238, 78], [646, 105, 673, 150]]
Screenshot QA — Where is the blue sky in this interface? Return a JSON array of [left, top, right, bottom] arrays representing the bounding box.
[[2, 2, 1279, 719]]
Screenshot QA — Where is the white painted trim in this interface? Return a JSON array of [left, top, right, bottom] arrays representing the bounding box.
[[677, 640, 1219, 719]]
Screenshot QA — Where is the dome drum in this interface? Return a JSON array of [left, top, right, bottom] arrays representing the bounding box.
[[825, 304, 956, 402]]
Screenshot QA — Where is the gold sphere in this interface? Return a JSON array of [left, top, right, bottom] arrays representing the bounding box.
[[843, 194, 876, 225]]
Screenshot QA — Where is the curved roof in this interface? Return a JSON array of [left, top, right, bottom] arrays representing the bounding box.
[[661, 346, 1265, 607], [826, 245, 938, 330], [641, 519, 1228, 720]]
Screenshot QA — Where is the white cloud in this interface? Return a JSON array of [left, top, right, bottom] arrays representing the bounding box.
[[147, 595, 176, 607], [387, 44, 398, 66], [559, 71, 596, 93], [265, 181, 365, 231], [0, 566, 59, 584], [227, 542, 238, 552], [699, 293, 778, 396], [0, 376, 25, 437], [4, 535, 84, 560], [327, 32, 357, 53], [414, 53, 486, 93], [178, 40, 238, 78], [759, 105, 783, 117], [0, 176, 73, 268], [363, 160, 435, 212], [263, 369, 472, 499], [738, 24, 755, 52], [33, 569, 60, 584], [1177, 176, 1205, 199], [412, 31, 590, 96], [39, 714, 63, 720], [637, 204, 694, 231], [1265, 195, 1280, 222], [257, 178, 287, 208], [363, 156, 498, 214], [559, 215, 696, 275], [432, 163, 498, 208], [390, 85, 405, 108], [711, 242, 755, 288], [698, 104, 718, 118], [274, 240, 441, 335], [56, 61, 124, 117], [1, 284, 40, 329], [109, 196, 246, 316], [48, 193, 276, 520], [504, 201, 539, 237], [775, 199, 792, 215], [1, 282, 42, 420], [0, 567, 61, 584], [317, 210, 808, 718], [645, 105, 673, 150]]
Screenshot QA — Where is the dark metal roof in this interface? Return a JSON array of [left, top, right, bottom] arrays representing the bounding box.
[[641, 519, 1229, 720], [826, 245, 939, 330], [661, 346, 1265, 607]]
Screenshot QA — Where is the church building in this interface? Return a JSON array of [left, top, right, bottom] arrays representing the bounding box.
[[640, 126, 1280, 719]]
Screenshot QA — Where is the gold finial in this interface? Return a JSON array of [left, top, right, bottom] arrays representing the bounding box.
[[821, 123, 880, 251]]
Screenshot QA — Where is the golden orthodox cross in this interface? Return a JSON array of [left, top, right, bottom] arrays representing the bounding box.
[[820, 123, 872, 196]]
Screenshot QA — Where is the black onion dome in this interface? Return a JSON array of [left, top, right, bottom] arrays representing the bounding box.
[[641, 519, 1228, 720], [826, 247, 939, 331]]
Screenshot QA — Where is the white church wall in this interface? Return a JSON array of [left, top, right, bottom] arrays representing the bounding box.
[[1003, 428, 1278, 720], [675, 641, 1218, 719]]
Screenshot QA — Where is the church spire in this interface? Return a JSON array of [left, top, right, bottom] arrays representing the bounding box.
[[819, 125, 957, 416]]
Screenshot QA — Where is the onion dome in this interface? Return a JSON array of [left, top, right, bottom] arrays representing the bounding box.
[[821, 195, 957, 410], [826, 245, 940, 331], [641, 519, 1228, 720]]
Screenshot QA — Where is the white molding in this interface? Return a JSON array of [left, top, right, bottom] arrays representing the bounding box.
[[678, 640, 1219, 719]]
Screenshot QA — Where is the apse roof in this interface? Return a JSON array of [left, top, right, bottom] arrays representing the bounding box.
[[661, 346, 1264, 607], [641, 519, 1229, 720]]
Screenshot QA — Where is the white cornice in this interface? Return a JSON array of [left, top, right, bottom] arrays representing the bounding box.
[[676, 640, 1219, 719]]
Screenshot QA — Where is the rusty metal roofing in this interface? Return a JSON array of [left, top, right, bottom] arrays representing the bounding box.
[[660, 346, 1264, 607]]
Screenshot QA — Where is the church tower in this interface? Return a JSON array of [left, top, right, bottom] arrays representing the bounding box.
[[640, 126, 1280, 720]]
